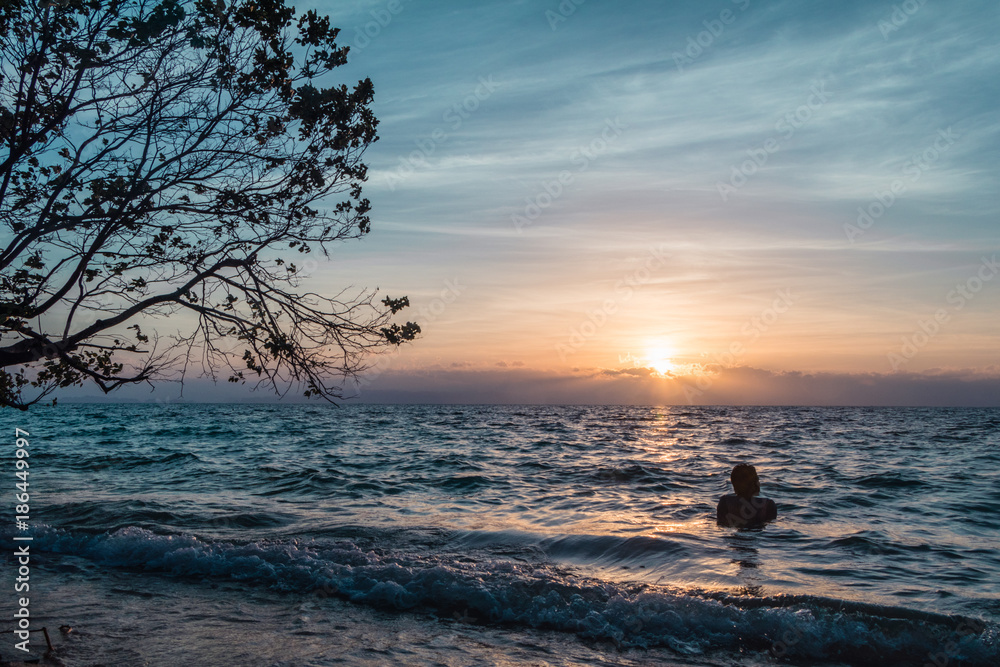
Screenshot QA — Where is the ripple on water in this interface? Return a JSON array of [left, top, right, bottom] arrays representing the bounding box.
[[5, 403, 999, 627]]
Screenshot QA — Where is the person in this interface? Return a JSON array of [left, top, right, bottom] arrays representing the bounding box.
[[717, 463, 777, 527]]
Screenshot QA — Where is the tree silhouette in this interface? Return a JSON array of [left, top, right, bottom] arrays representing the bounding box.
[[0, 0, 418, 409]]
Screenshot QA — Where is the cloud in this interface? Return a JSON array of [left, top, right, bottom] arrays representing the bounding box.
[[47, 363, 1000, 407], [600, 367, 656, 377], [351, 365, 1000, 406], [38, 0, 1000, 407]]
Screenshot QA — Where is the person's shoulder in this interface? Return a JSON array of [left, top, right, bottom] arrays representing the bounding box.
[[716, 494, 744, 526], [763, 497, 777, 520], [717, 493, 738, 508]]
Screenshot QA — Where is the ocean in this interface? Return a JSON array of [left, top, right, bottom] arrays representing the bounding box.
[[2, 404, 998, 666]]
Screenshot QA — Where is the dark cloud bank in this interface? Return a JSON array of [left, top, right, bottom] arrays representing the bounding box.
[[350, 366, 1000, 406], [54, 366, 999, 407]]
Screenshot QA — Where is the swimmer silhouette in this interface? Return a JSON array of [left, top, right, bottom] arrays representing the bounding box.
[[717, 463, 777, 528]]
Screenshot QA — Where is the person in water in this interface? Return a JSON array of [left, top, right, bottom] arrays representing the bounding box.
[[717, 463, 777, 527]]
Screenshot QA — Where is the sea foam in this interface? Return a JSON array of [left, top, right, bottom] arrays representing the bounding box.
[[25, 524, 1000, 665]]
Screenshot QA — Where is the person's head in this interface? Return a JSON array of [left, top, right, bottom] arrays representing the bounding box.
[[730, 463, 760, 499]]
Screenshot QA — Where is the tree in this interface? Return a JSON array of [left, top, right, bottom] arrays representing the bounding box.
[[0, 0, 419, 410]]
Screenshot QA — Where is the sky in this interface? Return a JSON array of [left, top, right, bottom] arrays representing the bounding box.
[[65, 0, 1000, 405]]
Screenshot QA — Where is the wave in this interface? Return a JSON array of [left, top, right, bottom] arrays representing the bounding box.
[[451, 529, 693, 570], [36, 501, 295, 534], [59, 451, 201, 471], [591, 464, 659, 483], [23, 524, 1000, 665], [853, 472, 929, 489]]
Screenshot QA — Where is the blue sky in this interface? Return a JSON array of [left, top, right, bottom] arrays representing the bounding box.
[[294, 0, 996, 404], [62, 0, 1000, 404]]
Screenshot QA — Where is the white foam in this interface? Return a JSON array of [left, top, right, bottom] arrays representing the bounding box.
[[23, 524, 1000, 664]]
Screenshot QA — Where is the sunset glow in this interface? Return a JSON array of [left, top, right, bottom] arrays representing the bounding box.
[[645, 347, 678, 376], [38, 0, 1000, 407], [9, 3, 1000, 665]]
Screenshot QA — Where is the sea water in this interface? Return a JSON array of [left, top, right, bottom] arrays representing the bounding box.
[[1, 404, 998, 666]]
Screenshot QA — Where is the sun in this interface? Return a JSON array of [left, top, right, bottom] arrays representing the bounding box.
[[645, 346, 676, 375]]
